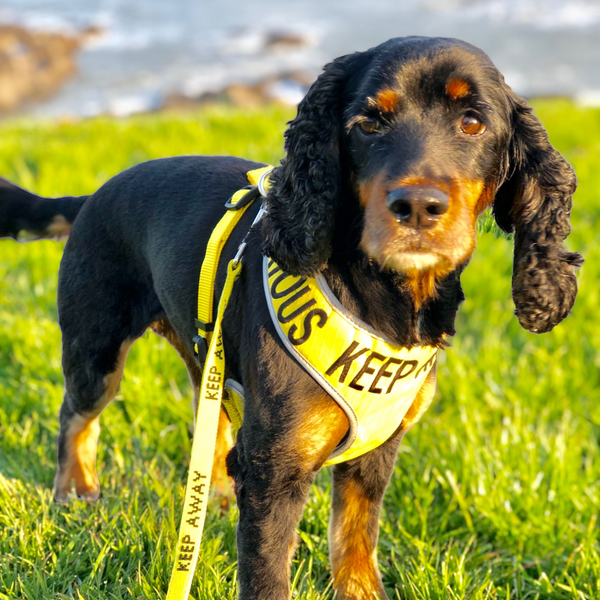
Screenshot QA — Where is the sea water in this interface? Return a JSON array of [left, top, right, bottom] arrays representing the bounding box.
[[2, 0, 600, 117]]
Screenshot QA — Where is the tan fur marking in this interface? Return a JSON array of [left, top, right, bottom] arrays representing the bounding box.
[[446, 78, 471, 99], [330, 479, 387, 599], [46, 215, 71, 237], [403, 270, 439, 310], [213, 407, 235, 507], [401, 360, 437, 431], [293, 393, 349, 471], [54, 339, 133, 501], [359, 172, 486, 306], [376, 88, 400, 113]]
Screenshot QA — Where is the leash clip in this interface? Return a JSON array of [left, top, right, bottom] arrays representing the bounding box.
[[224, 185, 260, 210], [232, 242, 247, 268], [192, 334, 208, 363], [231, 205, 267, 267]]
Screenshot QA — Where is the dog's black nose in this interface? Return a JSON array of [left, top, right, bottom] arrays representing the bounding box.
[[387, 186, 449, 230]]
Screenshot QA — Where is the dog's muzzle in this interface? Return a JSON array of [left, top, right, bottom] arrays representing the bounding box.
[[387, 186, 449, 230]]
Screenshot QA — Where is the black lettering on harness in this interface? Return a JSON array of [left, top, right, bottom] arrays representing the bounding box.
[[326, 341, 369, 384], [387, 360, 417, 394], [270, 272, 307, 299], [268, 261, 281, 276], [369, 357, 404, 393], [414, 353, 436, 378], [288, 308, 328, 346], [349, 351, 386, 391], [276, 286, 316, 324]]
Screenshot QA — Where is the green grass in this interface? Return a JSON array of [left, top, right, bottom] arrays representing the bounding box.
[[0, 100, 598, 599]]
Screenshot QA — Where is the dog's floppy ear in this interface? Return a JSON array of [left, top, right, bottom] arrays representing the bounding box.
[[261, 52, 363, 276], [493, 96, 583, 333]]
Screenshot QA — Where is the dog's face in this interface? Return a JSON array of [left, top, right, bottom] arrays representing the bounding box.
[[343, 40, 511, 278], [263, 37, 582, 333]]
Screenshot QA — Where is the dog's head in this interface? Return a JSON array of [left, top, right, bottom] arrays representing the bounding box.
[[262, 36, 582, 333]]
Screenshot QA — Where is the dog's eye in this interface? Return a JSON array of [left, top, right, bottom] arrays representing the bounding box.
[[359, 118, 382, 134], [460, 114, 486, 136]]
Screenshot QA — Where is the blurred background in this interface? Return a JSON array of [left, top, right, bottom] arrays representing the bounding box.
[[1, 3, 600, 599], [2, 0, 600, 119]]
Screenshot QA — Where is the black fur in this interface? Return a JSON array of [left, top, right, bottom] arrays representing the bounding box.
[[493, 96, 583, 333], [0, 177, 86, 240], [262, 52, 367, 276], [0, 37, 581, 599]]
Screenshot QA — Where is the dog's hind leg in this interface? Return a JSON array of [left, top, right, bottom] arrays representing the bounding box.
[[53, 238, 159, 502], [54, 337, 135, 502], [150, 318, 234, 504]]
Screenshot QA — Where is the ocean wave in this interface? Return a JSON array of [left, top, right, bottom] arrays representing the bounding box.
[[430, 0, 600, 30]]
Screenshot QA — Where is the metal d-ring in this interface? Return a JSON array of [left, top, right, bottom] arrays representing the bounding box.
[[257, 168, 274, 197]]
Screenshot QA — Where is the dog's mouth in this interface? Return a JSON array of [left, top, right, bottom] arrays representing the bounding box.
[[379, 250, 445, 273]]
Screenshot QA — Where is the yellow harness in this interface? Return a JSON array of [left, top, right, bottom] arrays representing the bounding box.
[[166, 166, 437, 599], [263, 258, 437, 464]]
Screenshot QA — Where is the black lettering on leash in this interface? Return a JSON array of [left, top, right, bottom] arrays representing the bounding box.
[[176, 535, 196, 571]]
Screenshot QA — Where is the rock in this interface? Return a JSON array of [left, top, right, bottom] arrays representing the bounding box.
[[0, 25, 81, 114], [264, 33, 313, 52]]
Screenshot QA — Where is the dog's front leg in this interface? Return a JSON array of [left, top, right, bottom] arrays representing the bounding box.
[[328, 430, 403, 600], [329, 364, 437, 600], [228, 392, 348, 600]]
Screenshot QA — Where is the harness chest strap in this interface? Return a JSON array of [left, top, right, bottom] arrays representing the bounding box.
[[194, 166, 273, 359]]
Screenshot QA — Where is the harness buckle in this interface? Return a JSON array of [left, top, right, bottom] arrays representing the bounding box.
[[224, 185, 260, 210], [194, 319, 214, 334]]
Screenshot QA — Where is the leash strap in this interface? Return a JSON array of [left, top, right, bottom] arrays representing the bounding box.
[[166, 260, 242, 600]]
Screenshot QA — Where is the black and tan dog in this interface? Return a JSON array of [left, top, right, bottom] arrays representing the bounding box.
[[0, 37, 581, 599]]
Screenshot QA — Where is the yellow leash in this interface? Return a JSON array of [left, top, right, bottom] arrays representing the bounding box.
[[166, 260, 242, 600], [166, 166, 272, 600]]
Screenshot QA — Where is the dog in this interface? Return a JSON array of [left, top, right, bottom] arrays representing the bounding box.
[[0, 36, 582, 600]]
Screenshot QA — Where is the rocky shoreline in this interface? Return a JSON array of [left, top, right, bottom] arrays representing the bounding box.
[[0, 24, 314, 118], [0, 25, 93, 114]]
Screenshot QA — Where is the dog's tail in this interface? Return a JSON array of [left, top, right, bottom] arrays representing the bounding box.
[[0, 177, 88, 241]]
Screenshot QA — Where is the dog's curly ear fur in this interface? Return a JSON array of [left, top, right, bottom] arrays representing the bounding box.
[[261, 53, 362, 276], [493, 96, 583, 333]]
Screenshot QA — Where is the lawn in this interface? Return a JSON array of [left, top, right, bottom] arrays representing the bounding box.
[[0, 101, 598, 599]]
